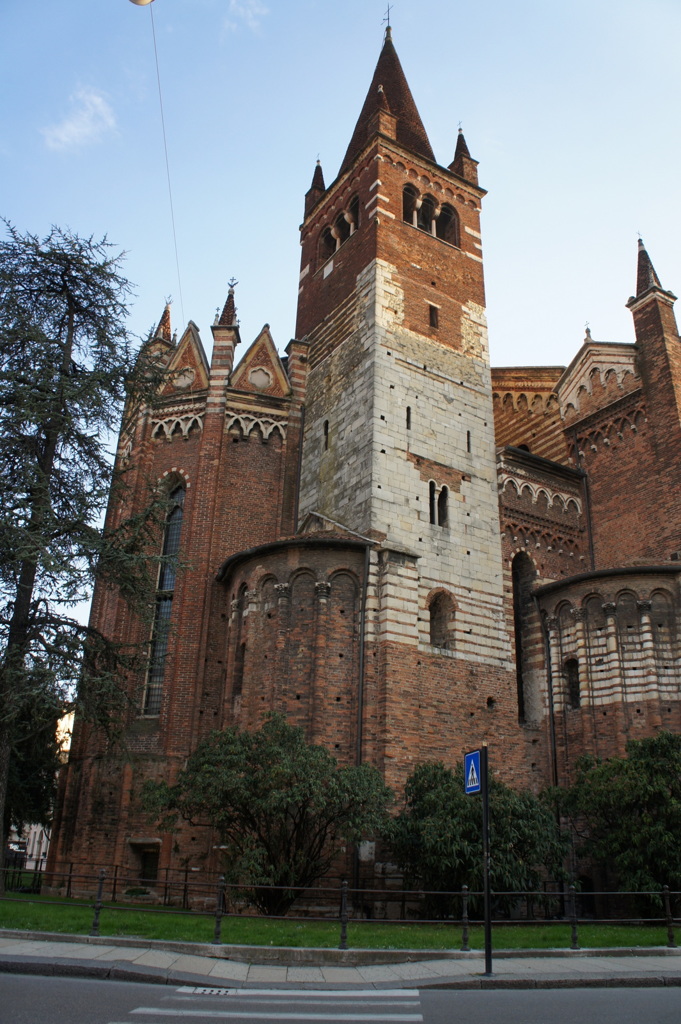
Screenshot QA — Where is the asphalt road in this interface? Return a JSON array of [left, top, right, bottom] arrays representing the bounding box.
[[2, 975, 681, 1024]]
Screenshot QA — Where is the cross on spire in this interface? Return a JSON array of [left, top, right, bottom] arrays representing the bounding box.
[[383, 3, 393, 28]]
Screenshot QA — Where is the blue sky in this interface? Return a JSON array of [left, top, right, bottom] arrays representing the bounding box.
[[2, 0, 680, 370]]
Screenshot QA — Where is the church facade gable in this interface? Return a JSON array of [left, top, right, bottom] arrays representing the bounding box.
[[230, 325, 291, 399]]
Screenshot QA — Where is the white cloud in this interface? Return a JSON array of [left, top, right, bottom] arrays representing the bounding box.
[[223, 0, 269, 33], [42, 88, 116, 152]]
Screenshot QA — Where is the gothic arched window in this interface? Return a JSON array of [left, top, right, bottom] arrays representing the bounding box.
[[144, 484, 185, 715]]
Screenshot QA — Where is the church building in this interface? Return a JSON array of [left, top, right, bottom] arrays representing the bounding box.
[[48, 29, 681, 885]]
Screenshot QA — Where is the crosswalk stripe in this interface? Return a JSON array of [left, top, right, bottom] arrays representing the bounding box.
[[175, 988, 420, 998], [132, 1009, 423, 1021]]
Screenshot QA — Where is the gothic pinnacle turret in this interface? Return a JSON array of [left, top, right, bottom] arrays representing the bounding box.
[[635, 238, 663, 298], [305, 160, 327, 216], [627, 239, 677, 309], [155, 302, 172, 342], [218, 281, 239, 327], [448, 128, 479, 186], [210, 280, 241, 381]]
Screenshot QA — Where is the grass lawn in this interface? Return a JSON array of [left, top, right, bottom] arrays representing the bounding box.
[[0, 894, 676, 950]]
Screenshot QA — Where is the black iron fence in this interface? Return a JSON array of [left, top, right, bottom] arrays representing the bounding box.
[[1, 865, 679, 951]]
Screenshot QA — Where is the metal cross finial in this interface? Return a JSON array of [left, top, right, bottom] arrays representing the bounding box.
[[383, 3, 393, 27], [228, 277, 238, 289]]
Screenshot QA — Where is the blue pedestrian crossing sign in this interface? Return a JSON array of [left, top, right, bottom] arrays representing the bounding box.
[[464, 750, 481, 794]]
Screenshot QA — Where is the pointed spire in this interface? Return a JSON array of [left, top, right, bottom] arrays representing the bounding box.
[[453, 128, 470, 160], [448, 128, 479, 185], [218, 280, 238, 327], [305, 159, 327, 216], [635, 238, 663, 298], [311, 159, 325, 192], [338, 29, 435, 176], [155, 302, 172, 343]]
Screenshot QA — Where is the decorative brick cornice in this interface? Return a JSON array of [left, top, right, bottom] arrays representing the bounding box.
[[151, 414, 204, 441], [499, 474, 582, 515], [225, 414, 287, 441]]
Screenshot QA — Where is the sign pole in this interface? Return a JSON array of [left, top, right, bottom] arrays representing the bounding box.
[[480, 743, 492, 975]]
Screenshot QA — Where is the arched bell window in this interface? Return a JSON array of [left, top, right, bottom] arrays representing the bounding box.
[[403, 184, 419, 225], [436, 203, 460, 246], [417, 194, 437, 234]]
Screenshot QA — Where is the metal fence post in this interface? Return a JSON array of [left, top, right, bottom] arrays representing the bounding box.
[[90, 869, 106, 937], [212, 875, 225, 945], [339, 880, 349, 950], [66, 862, 73, 899], [568, 883, 579, 950], [663, 885, 677, 948], [461, 885, 470, 951]]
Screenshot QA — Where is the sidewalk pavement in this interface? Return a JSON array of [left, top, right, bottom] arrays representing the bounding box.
[[1, 931, 681, 990]]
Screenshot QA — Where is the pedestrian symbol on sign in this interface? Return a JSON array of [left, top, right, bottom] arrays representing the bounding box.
[[464, 749, 482, 794]]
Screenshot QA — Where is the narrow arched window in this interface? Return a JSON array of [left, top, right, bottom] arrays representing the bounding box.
[[335, 211, 351, 246], [436, 203, 460, 246], [232, 584, 248, 703], [417, 194, 436, 234], [429, 480, 436, 524], [323, 419, 329, 450], [234, 642, 246, 699], [144, 485, 185, 715], [512, 552, 535, 723], [437, 485, 449, 527], [403, 184, 419, 225], [429, 592, 455, 649], [406, 406, 411, 430], [565, 658, 580, 709], [319, 226, 336, 264]]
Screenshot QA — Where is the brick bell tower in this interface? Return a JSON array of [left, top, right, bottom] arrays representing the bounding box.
[[296, 30, 523, 791]]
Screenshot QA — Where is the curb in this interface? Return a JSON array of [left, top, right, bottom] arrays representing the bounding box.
[[1, 929, 680, 967], [3, 955, 681, 991]]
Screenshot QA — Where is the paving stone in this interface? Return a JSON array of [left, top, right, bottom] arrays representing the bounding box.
[[285, 966, 326, 982], [246, 966, 288, 982], [208, 959, 250, 981], [169, 954, 217, 975], [133, 950, 180, 969], [320, 967, 365, 983]]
